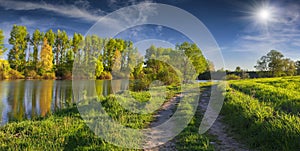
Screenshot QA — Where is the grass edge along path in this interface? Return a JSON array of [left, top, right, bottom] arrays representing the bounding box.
[[222, 87, 300, 151]]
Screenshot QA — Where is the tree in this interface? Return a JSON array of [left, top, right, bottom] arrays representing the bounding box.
[[54, 30, 69, 66], [176, 42, 208, 82], [255, 56, 268, 71], [295, 61, 300, 75], [40, 37, 54, 74], [235, 66, 242, 72], [95, 56, 104, 78], [53, 30, 70, 77], [0, 30, 7, 57], [71, 32, 84, 54], [65, 49, 74, 73], [177, 42, 207, 74], [8, 25, 29, 72], [206, 60, 215, 71], [282, 58, 295, 76], [267, 50, 284, 76], [112, 49, 122, 72], [255, 50, 285, 77], [44, 29, 55, 47], [30, 29, 43, 71], [103, 39, 126, 71]]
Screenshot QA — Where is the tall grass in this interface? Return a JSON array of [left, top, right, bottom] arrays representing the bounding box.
[[223, 86, 300, 150], [230, 80, 300, 114]]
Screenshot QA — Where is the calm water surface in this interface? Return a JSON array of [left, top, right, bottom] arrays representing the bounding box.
[[0, 80, 129, 125]]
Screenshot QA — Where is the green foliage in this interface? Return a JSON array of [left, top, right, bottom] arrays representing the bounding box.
[[8, 25, 29, 72], [95, 56, 104, 78], [0, 30, 7, 57], [0, 60, 11, 79], [255, 50, 296, 77], [2, 25, 211, 81], [71, 32, 84, 54], [30, 29, 43, 71], [44, 29, 55, 47], [176, 42, 208, 75], [226, 74, 241, 80]]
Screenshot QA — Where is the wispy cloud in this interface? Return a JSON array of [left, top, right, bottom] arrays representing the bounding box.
[[226, 1, 300, 54], [221, 1, 300, 70], [106, 0, 153, 10], [0, 0, 104, 22]]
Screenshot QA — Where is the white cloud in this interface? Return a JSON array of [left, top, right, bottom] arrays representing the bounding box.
[[106, 0, 153, 9], [0, 0, 104, 22], [227, 2, 300, 54], [221, 1, 300, 70]]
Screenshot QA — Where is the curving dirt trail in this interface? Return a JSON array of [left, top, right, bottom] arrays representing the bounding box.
[[199, 87, 249, 151], [145, 86, 249, 151], [144, 94, 182, 151]]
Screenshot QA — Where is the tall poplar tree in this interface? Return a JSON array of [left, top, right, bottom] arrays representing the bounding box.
[[8, 25, 29, 72], [30, 29, 43, 71], [0, 30, 7, 57], [40, 37, 54, 74]]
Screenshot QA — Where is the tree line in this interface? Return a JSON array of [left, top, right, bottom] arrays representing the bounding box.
[[224, 50, 300, 80], [255, 50, 300, 77], [0, 25, 210, 89]]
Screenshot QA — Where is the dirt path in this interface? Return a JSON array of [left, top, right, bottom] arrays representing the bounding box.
[[145, 86, 248, 151], [199, 87, 249, 151], [144, 94, 182, 151]]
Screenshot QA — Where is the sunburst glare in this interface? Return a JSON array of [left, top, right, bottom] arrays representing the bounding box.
[[241, 1, 280, 30]]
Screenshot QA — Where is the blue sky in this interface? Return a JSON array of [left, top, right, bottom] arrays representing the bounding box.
[[0, 0, 299, 70]]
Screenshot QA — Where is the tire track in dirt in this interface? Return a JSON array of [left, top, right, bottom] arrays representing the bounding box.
[[199, 86, 249, 151]]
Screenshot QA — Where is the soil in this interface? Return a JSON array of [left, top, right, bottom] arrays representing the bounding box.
[[144, 86, 249, 151]]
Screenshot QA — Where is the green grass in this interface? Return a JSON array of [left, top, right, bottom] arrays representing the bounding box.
[[223, 77, 300, 150], [230, 79, 300, 114], [0, 90, 157, 150], [0, 107, 127, 150], [0, 83, 216, 150]]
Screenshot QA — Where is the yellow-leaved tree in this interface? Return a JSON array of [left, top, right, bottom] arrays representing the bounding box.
[[40, 37, 55, 79]]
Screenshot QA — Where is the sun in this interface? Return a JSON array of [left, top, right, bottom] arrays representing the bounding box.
[[242, 1, 278, 28], [253, 4, 277, 26], [258, 9, 271, 21]]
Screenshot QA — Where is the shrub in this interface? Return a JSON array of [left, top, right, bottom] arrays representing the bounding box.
[[62, 71, 72, 80], [98, 71, 112, 80], [0, 60, 12, 79], [25, 70, 39, 79], [8, 69, 24, 79], [41, 72, 55, 79], [226, 74, 240, 80]]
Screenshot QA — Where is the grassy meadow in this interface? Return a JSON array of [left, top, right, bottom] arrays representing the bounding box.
[[0, 83, 216, 150], [223, 77, 300, 150], [0, 78, 299, 150]]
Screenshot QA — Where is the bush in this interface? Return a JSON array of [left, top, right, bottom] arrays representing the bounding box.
[[25, 70, 39, 79], [0, 60, 12, 79], [41, 72, 55, 79], [98, 71, 112, 80], [62, 71, 72, 80], [8, 69, 24, 79], [226, 74, 240, 80]]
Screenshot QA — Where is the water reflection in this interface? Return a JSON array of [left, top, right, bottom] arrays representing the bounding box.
[[0, 79, 128, 125]]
